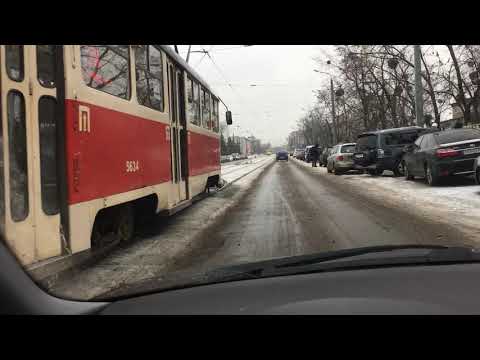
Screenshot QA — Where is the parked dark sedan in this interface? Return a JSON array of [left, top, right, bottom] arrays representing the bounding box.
[[402, 128, 480, 186], [276, 150, 289, 161]]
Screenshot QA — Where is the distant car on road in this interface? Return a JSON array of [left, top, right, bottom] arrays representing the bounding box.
[[353, 126, 431, 177], [403, 128, 480, 186], [276, 150, 289, 161], [327, 143, 357, 175], [320, 147, 332, 167]]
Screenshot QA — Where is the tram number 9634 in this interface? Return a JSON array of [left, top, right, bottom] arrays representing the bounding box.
[[126, 160, 140, 173]]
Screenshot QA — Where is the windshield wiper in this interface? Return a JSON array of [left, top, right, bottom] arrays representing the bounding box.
[[210, 244, 480, 279], [274, 245, 451, 268], [95, 245, 480, 302]]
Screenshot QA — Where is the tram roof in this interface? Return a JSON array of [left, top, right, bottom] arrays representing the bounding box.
[[157, 45, 217, 99]]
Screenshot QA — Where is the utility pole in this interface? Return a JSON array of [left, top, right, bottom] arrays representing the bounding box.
[[314, 69, 338, 144], [330, 78, 337, 144], [414, 45, 425, 127], [311, 117, 315, 144]]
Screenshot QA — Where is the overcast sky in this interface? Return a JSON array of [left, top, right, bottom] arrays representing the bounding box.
[[176, 45, 336, 146], [176, 45, 454, 147]]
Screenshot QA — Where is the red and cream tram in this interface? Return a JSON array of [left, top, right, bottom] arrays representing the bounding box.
[[0, 45, 231, 267]]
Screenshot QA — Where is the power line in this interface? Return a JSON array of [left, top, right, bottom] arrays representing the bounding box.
[[193, 50, 207, 67], [193, 45, 214, 68], [204, 52, 264, 134], [206, 52, 235, 91], [209, 46, 251, 53]]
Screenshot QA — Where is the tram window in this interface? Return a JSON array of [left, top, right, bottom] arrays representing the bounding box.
[[200, 88, 204, 126], [7, 91, 28, 222], [5, 45, 24, 82], [38, 97, 59, 216], [216, 100, 220, 132], [135, 45, 164, 111], [193, 81, 201, 125], [209, 96, 215, 130], [202, 89, 211, 129], [212, 98, 219, 133], [206, 92, 212, 130], [187, 77, 199, 125], [37, 45, 56, 88], [81, 45, 131, 99]]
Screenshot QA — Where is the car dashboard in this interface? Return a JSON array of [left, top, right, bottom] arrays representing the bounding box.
[[99, 263, 480, 314]]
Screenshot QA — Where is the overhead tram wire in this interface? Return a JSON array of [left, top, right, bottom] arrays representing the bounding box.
[[204, 51, 263, 126], [193, 45, 214, 68], [209, 46, 253, 53]]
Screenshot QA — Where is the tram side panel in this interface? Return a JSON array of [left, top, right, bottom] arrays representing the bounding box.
[[188, 129, 220, 197], [64, 99, 172, 253]]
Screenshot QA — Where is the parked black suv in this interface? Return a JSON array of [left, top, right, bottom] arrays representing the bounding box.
[[353, 126, 433, 176]]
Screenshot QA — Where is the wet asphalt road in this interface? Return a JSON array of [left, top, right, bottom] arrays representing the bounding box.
[[170, 158, 466, 274]]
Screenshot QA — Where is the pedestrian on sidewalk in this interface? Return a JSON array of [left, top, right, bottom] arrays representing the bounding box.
[[311, 144, 320, 167]]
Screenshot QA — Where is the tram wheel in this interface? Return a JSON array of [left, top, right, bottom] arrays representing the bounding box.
[[91, 220, 105, 248], [115, 204, 135, 242], [91, 210, 112, 248]]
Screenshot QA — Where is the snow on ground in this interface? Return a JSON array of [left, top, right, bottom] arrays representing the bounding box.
[[221, 155, 273, 184], [293, 158, 480, 244]]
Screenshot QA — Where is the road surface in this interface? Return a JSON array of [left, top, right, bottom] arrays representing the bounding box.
[[46, 155, 473, 300], [169, 157, 470, 275]]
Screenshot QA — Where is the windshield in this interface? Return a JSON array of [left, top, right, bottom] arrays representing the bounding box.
[[434, 129, 480, 144], [356, 134, 377, 150], [3, 44, 480, 302], [383, 131, 420, 146], [341, 144, 356, 153]]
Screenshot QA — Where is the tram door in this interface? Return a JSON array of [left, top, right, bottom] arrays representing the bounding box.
[[167, 59, 188, 204], [0, 45, 62, 265]]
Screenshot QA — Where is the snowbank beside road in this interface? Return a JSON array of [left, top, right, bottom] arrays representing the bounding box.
[[293, 158, 480, 243]]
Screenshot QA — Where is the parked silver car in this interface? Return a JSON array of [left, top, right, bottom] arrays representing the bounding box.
[[327, 143, 357, 175], [293, 148, 306, 160]]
